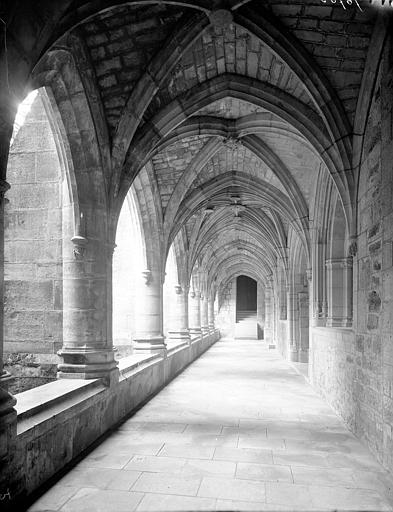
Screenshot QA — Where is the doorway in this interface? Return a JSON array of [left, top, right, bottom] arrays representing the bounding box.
[[235, 276, 257, 339]]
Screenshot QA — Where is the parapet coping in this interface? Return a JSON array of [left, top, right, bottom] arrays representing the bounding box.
[[16, 379, 106, 436], [166, 340, 190, 355], [312, 326, 354, 332], [14, 333, 220, 436], [118, 352, 162, 380], [15, 378, 103, 420]]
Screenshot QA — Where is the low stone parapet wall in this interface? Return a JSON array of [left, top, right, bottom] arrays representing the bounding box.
[[8, 331, 220, 510]]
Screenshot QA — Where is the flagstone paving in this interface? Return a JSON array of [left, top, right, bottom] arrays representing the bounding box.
[[28, 339, 393, 511]]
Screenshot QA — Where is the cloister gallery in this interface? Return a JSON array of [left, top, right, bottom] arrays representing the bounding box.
[[1, 1, 393, 510]]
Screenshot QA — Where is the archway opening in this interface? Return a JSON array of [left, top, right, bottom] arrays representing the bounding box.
[[113, 186, 145, 358], [235, 275, 257, 339], [163, 245, 179, 342], [4, 88, 64, 393]]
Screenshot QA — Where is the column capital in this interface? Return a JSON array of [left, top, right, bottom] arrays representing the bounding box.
[[348, 239, 358, 257], [106, 241, 117, 259], [174, 284, 182, 294], [0, 179, 10, 200], [71, 235, 88, 260], [141, 269, 152, 285]]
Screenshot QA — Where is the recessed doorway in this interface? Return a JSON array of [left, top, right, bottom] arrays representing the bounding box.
[[235, 275, 257, 339]]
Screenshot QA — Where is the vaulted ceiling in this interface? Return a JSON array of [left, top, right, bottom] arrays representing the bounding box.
[[6, 0, 381, 290]]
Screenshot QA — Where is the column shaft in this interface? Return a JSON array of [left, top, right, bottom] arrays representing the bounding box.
[[208, 298, 215, 332], [201, 295, 209, 335], [133, 269, 166, 354], [168, 285, 190, 344], [188, 290, 202, 338], [264, 287, 273, 345], [287, 288, 299, 362], [298, 291, 309, 363], [58, 214, 118, 383]]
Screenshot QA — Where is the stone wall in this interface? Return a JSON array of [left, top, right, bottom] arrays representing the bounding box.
[[4, 92, 63, 393], [310, 328, 357, 426], [216, 279, 236, 337], [311, 34, 393, 474], [277, 320, 288, 357]]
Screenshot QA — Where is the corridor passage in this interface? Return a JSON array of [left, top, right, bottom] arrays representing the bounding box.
[[29, 339, 393, 512]]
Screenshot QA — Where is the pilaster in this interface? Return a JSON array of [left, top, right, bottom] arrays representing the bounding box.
[[325, 257, 353, 328]]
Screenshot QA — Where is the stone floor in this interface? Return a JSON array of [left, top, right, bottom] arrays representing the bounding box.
[[28, 339, 393, 511]]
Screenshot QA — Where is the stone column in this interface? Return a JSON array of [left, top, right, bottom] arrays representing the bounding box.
[[287, 287, 299, 362], [188, 290, 202, 338], [326, 258, 353, 327], [208, 298, 215, 332], [298, 291, 309, 363], [58, 229, 119, 384], [311, 234, 325, 327], [0, 179, 22, 499], [257, 284, 265, 340], [167, 284, 190, 344], [264, 285, 273, 346], [343, 258, 353, 327], [133, 269, 166, 354], [201, 295, 209, 335], [272, 291, 278, 347]]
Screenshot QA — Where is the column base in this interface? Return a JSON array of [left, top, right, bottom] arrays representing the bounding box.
[[289, 348, 299, 362], [189, 327, 202, 339], [57, 348, 119, 384], [312, 316, 327, 327], [133, 336, 166, 355], [0, 370, 15, 395], [326, 317, 352, 328], [201, 326, 210, 336], [299, 349, 309, 363], [168, 330, 191, 344], [0, 373, 24, 510]]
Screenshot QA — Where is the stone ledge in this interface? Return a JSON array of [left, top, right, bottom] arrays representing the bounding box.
[[312, 326, 354, 335], [310, 326, 355, 340], [15, 378, 104, 421], [118, 352, 161, 380], [17, 379, 106, 436], [9, 331, 220, 508], [166, 340, 189, 355]]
